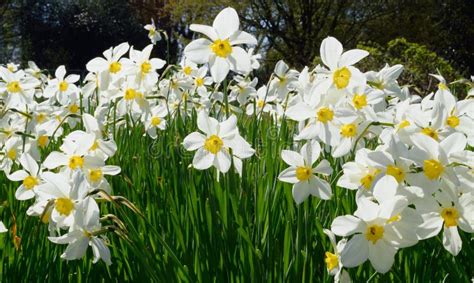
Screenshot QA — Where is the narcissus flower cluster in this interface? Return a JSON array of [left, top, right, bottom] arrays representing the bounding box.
[[0, 6, 472, 279]]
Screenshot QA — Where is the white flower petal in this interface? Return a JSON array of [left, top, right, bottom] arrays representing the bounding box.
[[212, 7, 239, 39], [331, 215, 365, 236]]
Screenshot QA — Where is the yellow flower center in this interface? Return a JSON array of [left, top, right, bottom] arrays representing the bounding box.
[[7, 149, 17, 160], [421, 127, 439, 140], [352, 94, 367, 109], [109, 61, 122, 74], [386, 165, 405, 183], [183, 66, 192, 75], [23, 176, 39, 190], [211, 39, 232, 58], [440, 207, 459, 227], [446, 115, 459, 128], [204, 135, 223, 154], [89, 168, 103, 183], [195, 77, 204, 87], [423, 159, 444, 180], [69, 155, 84, 169], [6, 81, 21, 93], [141, 61, 152, 74], [398, 120, 410, 130], [257, 99, 265, 108], [69, 104, 79, 114], [317, 107, 334, 123], [365, 224, 384, 244], [151, 116, 161, 126], [340, 123, 357, 138], [360, 171, 379, 190], [59, 81, 69, 92], [295, 166, 312, 181], [124, 88, 137, 100], [333, 67, 351, 89], [324, 252, 339, 271], [55, 198, 74, 216], [38, 135, 49, 148], [36, 112, 47, 123]]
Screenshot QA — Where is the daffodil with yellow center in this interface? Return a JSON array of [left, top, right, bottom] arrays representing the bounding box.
[[141, 61, 152, 74], [324, 252, 339, 271], [195, 77, 204, 87], [36, 112, 48, 123], [23, 176, 39, 190], [151, 117, 161, 127], [55, 198, 74, 216], [440, 207, 459, 227], [69, 104, 79, 114], [7, 149, 17, 160], [317, 107, 334, 123], [365, 224, 384, 244], [333, 67, 351, 89], [6, 81, 21, 93], [340, 123, 357, 138], [124, 88, 137, 100], [183, 66, 192, 75], [446, 115, 459, 128], [421, 127, 439, 140], [352, 94, 367, 109], [69, 155, 84, 170], [89, 169, 103, 183], [386, 165, 405, 183], [423, 159, 444, 180], [59, 81, 69, 92], [295, 166, 312, 181], [109, 61, 122, 73], [204, 135, 224, 154], [360, 170, 379, 190], [38, 135, 49, 148], [211, 39, 232, 58]]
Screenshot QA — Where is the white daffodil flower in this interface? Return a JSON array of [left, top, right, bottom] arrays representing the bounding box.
[[183, 7, 257, 83], [122, 44, 166, 88], [415, 189, 473, 256], [323, 229, 352, 283], [337, 148, 381, 193], [331, 196, 420, 273], [0, 67, 40, 108], [407, 133, 464, 189], [35, 171, 88, 228], [86, 42, 130, 78], [278, 141, 332, 204], [48, 197, 112, 265], [7, 153, 43, 200], [43, 131, 104, 177], [144, 19, 161, 45], [143, 104, 168, 139], [313, 37, 368, 94], [44, 65, 80, 105], [365, 64, 404, 97], [183, 111, 254, 173]]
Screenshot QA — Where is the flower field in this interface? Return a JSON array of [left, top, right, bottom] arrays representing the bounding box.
[[0, 7, 473, 282]]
